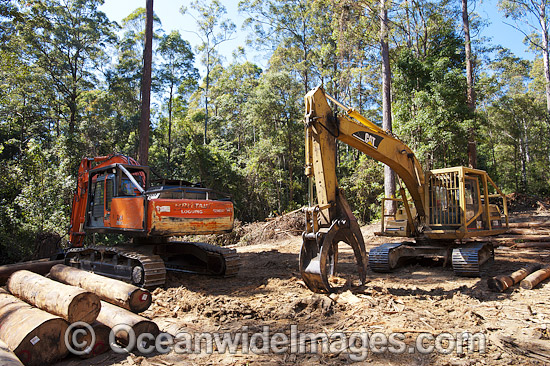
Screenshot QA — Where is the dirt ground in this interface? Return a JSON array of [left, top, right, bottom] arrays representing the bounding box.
[[56, 209, 550, 366]]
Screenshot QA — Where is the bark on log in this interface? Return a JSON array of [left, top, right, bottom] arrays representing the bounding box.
[[509, 222, 550, 229], [0, 340, 24, 366], [0, 259, 64, 285], [493, 235, 550, 243], [508, 228, 550, 235], [520, 267, 550, 289], [97, 301, 159, 347], [49, 264, 151, 313], [515, 242, 550, 249], [0, 288, 68, 366], [487, 264, 542, 292], [6, 270, 101, 323], [69, 321, 111, 359]]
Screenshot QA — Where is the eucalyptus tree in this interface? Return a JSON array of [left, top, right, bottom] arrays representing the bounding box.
[[498, 0, 550, 115], [462, 0, 477, 168], [139, 0, 154, 166], [240, 0, 319, 94], [19, 0, 115, 153], [156, 31, 198, 166], [207, 61, 262, 152], [181, 0, 235, 144], [392, 1, 469, 168]]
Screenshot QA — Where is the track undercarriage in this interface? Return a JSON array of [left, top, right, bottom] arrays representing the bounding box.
[[368, 240, 495, 276], [65, 241, 240, 288], [299, 233, 495, 293]]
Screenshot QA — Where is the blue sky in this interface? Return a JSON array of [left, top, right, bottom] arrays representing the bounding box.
[[99, 0, 534, 73]]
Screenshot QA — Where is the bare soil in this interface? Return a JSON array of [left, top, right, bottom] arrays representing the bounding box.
[[56, 210, 550, 366]]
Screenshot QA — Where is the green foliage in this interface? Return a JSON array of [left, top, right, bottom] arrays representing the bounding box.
[[339, 153, 384, 224], [393, 25, 470, 168], [2, 0, 550, 265]]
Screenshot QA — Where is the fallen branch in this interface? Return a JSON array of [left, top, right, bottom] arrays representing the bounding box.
[[515, 242, 550, 249], [490, 334, 550, 362]]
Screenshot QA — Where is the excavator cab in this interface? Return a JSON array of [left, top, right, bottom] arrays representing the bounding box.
[[381, 167, 508, 239], [85, 164, 149, 233]]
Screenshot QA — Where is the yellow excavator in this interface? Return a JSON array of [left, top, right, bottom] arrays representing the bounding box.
[[300, 86, 509, 293]]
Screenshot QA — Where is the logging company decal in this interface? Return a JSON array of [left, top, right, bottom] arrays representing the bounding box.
[[352, 131, 383, 149]]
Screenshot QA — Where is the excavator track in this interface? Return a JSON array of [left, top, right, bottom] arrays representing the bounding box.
[[163, 241, 241, 277], [368, 242, 404, 272], [452, 242, 494, 277], [65, 246, 166, 288], [66, 242, 241, 288]]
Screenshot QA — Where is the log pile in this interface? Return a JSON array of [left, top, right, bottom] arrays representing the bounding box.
[[49, 264, 152, 313], [6, 270, 101, 323], [0, 289, 68, 366], [487, 264, 541, 292], [490, 220, 550, 248], [0, 264, 157, 365]]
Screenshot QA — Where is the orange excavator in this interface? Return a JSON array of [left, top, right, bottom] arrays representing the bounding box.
[[65, 154, 240, 287]]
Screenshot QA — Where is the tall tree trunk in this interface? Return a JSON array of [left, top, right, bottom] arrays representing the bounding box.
[[139, 0, 154, 165], [204, 51, 210, 145], [539, 1, 550, 115], [168, 81, 173, 170], [381, 1, 396, 215], [463, 0, 477, 168]]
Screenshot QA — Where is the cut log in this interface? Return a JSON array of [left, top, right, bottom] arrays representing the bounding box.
[[515, 242, 550, 249], [508, 228, 550, 235], [520, 267, 550, 289], [0, 288, 68, 366], [487, 264, 541, 292], [69, 321, 111, 359], [0, 259, 64, 285], [6, 270, 101, 324], [507, 235, 550, 242], [0, 340, 24, 366], [509, 222, 550, 229], [49, 264, 152, 313], [97, 301, 159, 347]]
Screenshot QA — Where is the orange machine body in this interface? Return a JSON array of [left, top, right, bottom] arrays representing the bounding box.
[[69, 155, 234, 247]]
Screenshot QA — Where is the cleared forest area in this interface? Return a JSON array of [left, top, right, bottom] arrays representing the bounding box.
[[49, 200, 550, 366]]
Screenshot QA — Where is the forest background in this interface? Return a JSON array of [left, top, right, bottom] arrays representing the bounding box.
[[1, 0, 549, 263]]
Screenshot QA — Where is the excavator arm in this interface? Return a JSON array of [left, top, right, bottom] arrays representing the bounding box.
[[301, 86, 426, 293]]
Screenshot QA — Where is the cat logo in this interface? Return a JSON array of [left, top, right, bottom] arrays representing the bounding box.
[[352, 131, 384, 149]]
